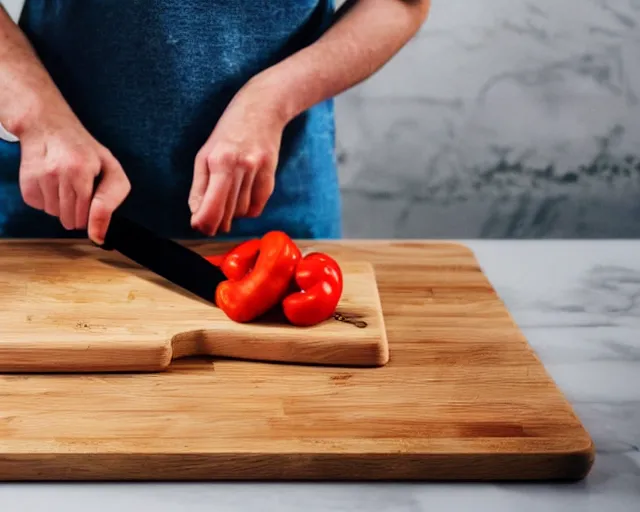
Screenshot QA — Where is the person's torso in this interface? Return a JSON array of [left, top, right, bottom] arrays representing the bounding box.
[[0, 0, 341, 239]]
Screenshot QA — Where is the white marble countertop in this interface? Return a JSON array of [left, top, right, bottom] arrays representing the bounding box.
[[1, 240, 638, 511]]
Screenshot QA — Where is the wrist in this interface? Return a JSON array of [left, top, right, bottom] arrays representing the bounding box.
[[246, 67, 307, 125], [4, 88, 76, 138], [3, 92, 46, 137]]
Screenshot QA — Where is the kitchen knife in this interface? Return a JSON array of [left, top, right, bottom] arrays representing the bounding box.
[[98, 212, 227, 305]]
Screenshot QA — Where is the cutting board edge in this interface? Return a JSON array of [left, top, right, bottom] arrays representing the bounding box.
[[0, 440, 595, 481], [0, 338, 172, 373], [389, 240, 597, 476], [447, 244, 600, 473]]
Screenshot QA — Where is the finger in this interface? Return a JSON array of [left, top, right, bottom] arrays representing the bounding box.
[[19, 175, 45, 211], [87, 153, 131, 245], [189, 151, 209, 215], [221, 172, 242, 233], [18, 140, 46, 210], [39, 170, 60, 217], [58, 178, 77, 230], [191, 171, 232, 236], [69, 153, 102, 231], [73, 176, 94, 230], [234, 167, 256, 218], [247, 172, 275, 218]]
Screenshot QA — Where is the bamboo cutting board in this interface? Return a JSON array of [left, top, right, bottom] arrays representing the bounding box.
[[0, 242, 389, 371], [0, 240, 594, 481]]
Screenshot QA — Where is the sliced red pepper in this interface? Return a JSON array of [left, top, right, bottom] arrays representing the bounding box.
[[205, 238, 260, 281], [204, 253, 226, 267], [282, 252, 344, 327], [215, 231, 302, 323]]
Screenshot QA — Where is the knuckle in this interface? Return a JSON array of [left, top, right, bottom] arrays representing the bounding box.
[[237, 151, 266, 171], [207, 149, 236, 171], [205, 152, 221, 169], [97, 165, 131, 205], [63, 151, 87, 173], [89, 155, 102, 174], [115, 172, 131, 193], [42, 163, 60, 180], [195, 148, 207, 165], [99, 146, 115, 161], [56, 151, 100, 179]]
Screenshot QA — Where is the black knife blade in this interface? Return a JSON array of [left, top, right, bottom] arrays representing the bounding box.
[[99, 212, 226, 305]]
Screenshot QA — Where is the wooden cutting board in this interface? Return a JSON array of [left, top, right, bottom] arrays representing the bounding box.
[[0, 241, 389, 371], [0, 240, 594, 481]]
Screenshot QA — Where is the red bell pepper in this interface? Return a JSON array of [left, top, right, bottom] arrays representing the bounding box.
[[214, 231, 301, 323], [281, 252, 343, 327], [206, 234, 343, 326]]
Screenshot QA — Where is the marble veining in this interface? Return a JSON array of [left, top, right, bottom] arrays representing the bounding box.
[[1, 240, 638, 511]]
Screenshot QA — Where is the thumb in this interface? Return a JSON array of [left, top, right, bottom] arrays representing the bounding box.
[[88, 155, 131, 245]]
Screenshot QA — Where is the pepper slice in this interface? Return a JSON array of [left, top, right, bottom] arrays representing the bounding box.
[[215, 231, 301, 323], [282, 252, 344, 327], [205, 238, 260, 281], [204, 253, 225, 267]]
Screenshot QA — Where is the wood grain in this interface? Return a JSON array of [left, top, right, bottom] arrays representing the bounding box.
[[0, 242, 388, 371], [0, 240, 595, 481]]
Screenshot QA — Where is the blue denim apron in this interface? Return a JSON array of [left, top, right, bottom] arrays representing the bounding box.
[[0, 0, 342, 239]]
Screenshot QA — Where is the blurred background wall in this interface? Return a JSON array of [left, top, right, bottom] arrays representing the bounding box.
[[3, 0, 639, 238]]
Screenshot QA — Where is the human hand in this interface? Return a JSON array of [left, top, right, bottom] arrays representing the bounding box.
[[189, 79, 288, 236], [17, 105, 131, 244]]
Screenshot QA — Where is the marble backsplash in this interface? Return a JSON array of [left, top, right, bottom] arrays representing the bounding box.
[[334, 0, 640, 238], [3, 0, 639, 238]]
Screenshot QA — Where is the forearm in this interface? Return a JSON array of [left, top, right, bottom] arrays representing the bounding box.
[[0, 6, 70, 136], [254, 0, 430, 122]]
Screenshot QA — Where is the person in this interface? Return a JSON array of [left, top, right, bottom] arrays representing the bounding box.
[[0, 0, 430, 245]]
